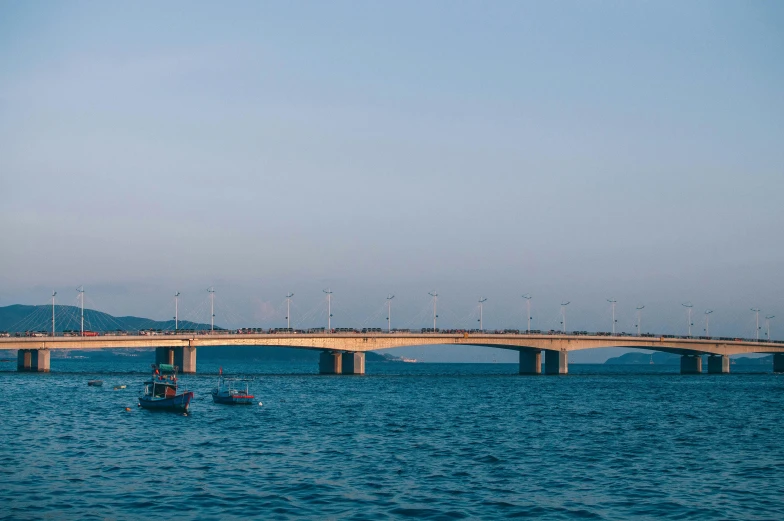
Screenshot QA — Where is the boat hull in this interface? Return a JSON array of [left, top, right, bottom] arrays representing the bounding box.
[[212, 391, 255, 405], [139, 391, 194, 412]]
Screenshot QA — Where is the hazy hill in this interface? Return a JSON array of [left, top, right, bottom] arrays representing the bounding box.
[[0, 304, 212, 333], [0, 305, 395, 362]]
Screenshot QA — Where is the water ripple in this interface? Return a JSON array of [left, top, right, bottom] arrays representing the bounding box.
[[1, 362, 784, 519]]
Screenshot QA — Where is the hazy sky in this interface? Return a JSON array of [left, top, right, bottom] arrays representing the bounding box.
[[1, 2, 783, 361]]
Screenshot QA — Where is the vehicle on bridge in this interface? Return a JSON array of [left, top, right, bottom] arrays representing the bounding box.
[[361, 328, 383, 334]]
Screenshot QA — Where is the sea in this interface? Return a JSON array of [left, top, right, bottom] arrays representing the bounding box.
[[1, 359, 783, 520]]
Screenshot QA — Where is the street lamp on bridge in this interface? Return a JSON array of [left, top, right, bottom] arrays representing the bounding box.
[[428, 291, 438, 331], [522, 294, 532, 333], [704, 309, 713, 337], [560, 301, 570, 333], [174, 292, 180, 331], [286, 293, 294, 330], [52, 291, 57, 337], [386, 294, 394, 333], [636, 305, 644, 336], [208, 287, 215, 332], [478, 298, 487, 331], [765, 315, 775, 341], [76, 286, 85, 337], [324, 289, 333, 332], [751, 308, 761, 340], [682, 302, 693, 337], [607, 298, 617, 335]]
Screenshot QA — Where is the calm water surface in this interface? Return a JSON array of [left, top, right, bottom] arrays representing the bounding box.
[[1, 360, 783, 520]]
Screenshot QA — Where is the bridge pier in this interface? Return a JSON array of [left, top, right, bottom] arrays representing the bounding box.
[[155, 347, 174, 365], [518, 349, 542, 375], [680, 355, 703, 374], [174, 346, 196, 374], [155, 347, 195, 373], [707, 355, 730, 374], [544, 350, 568, 375], [774, 354, 784, 373], [341, 352, 365, 375], [319, 351, 343, 374], [17, 349, 50, 372]]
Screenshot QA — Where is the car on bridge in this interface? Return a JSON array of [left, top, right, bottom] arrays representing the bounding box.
[[361, 328, 383, 333]]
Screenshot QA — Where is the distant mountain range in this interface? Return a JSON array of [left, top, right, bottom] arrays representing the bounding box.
[[0, 304, 213, 333], [604, 352, 773, 366], [0, 304, 396, 362]]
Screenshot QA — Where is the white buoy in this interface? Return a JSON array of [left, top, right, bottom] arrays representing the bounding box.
[[258, 402, 263, 406]]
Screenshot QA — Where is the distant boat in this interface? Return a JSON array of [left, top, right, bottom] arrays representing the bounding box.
[[113, 385, 126, 390], [87, 380, 103, 387], [139, 364, 193, 412], [212, 372, 255, 405], [400, 357, 419, 363]]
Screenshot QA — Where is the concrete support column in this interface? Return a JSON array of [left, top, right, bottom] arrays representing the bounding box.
[[174, 346, 197, 374], [544, 350, 568, 375], [774, 353, 784, 373], [17, 349, 31, 371], [707, 355, 730, 374], [319, 351, 343, 374], [680, 355, 703, 374], [518, 349, 542, 375], [155, 347, 174, 365], [341, 352, 365, 375], [34, 349, 50, 373], [17, 349, 50, 372]]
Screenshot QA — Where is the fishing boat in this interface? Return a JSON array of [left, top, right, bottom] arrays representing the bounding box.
[[139, 363, 193, 412], [212, 371, 255, 405], [87, 380, 103, 387]]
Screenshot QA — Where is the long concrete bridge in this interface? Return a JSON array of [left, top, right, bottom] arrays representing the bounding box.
[[3, 332, 784, 375]]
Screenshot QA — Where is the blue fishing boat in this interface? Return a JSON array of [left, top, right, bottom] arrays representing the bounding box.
[[212, 370, 255, 405], [139, 363, 193, 412]]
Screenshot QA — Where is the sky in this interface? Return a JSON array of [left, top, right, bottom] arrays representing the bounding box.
[[1, 1, 783, 362]]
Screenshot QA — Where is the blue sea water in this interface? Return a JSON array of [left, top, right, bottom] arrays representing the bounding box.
[[1, 359, 783, 520]]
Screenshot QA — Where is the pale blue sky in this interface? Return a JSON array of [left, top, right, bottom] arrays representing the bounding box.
[[1, 2, 782, 361]]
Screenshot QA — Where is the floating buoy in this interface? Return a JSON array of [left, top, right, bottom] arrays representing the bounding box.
[[258, 402, 263, 406], [124, 407, 131, 412]]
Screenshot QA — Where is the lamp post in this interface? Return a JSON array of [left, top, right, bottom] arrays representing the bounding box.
[[208, 287, 215, 332], [704, 309, 713, 337], [77, 286, 85, 336], [324, 289, 333, 331], [682, 302, 693, 337], [560, 301, 570, 333], [175, 292, 180, 331], [607, 298, 617, 335], [428, 291, 438, 331], [636, 305, 644, 336], [765, 315, 775, 341], [51, 291, 57, 337], [386, 294, 394, 333], [751, 308, 761, 340], [522, 294, 532, 333], [286, 293, 294, 330]]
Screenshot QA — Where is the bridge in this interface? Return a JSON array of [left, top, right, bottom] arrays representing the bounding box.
[[3, 332, 784, 375]]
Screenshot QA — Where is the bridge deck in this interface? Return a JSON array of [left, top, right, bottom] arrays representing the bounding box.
[[2, 333, 783, 356]]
